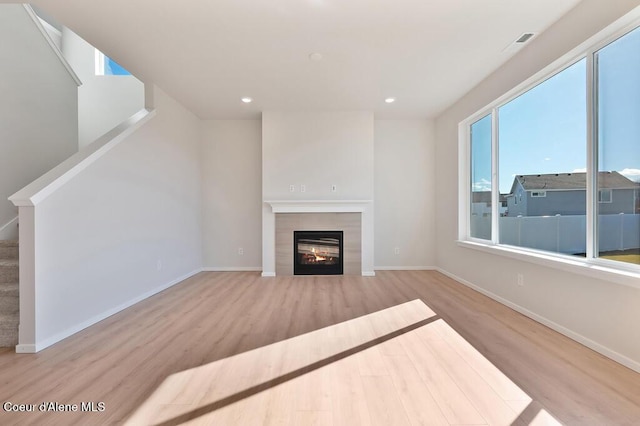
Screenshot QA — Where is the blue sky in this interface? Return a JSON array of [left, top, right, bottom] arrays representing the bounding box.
[[472, 25, 640, 194], [598, 25, 640, 177], [105, 57, 131, 76]]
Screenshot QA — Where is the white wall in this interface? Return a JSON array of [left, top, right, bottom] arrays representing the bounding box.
[[262, 111, 374, 200], [0, 5, 77, 237], [203, 116, 439, 272], [374, 120, 436, 269], [38, 18, 62, 51], [202, 120, 262, 269], [61, 28, 145, 148], [435, 0, 640, 371], [26, 87, 202, 350]]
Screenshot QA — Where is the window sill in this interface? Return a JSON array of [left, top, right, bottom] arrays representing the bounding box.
[[456, 240, 640, 290]]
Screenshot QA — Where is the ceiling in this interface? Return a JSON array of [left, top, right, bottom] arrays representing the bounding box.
[[30, 0, 582, 119]]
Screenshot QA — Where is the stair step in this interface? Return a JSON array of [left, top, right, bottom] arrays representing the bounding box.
[[0, 283, 19, 296], [0, 259, 18, 284], [0, 314, 18, 347], [0, 240, 18, 260], [0, 240, 19, 347], [0, 283, 19, 315]]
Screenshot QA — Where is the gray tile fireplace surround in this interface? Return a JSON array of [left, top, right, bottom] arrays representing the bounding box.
[[276, 213, 361, 276], [262, 200, 374, 277]]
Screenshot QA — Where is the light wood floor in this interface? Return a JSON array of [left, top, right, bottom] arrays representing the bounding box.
[[0, 271, 639, 425]]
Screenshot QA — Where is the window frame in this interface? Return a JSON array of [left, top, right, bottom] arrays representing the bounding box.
[[598, 189, 613, 203], [458, 8, 640, 288], [95, 49, 105, 75], [469, 114, 494, 241], [95, 49, 132, 76]]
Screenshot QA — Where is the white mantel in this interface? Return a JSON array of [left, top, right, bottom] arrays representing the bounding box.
[[266, 200, 371, 213], [262, 200, 375, 277]]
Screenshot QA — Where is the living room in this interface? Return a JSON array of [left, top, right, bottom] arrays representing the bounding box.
[[1, 0, 639, 424]]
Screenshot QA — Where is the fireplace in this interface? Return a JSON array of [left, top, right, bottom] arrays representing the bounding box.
[[294, 230, 343, 275]]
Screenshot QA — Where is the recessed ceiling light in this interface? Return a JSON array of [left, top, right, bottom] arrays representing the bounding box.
[[241, 97, 253, 103], [309, 52, 323, 62], [385, 97, 396, 103]]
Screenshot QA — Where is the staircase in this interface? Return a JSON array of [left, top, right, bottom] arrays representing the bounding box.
[[0, 240, 19, 347]]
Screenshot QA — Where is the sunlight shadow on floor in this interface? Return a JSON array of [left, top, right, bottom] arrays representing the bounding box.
[[126, 299, 561, 425]]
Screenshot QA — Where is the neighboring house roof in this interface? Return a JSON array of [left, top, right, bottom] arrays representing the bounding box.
[[508, 171, 639, 194], [472, 191, 508, 204], [472, 191, 491, 203]]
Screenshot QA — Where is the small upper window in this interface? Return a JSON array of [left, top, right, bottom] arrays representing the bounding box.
[[531, 191, 546, 197], [598, 189, 612, 203], [95, 49, 131, 76]]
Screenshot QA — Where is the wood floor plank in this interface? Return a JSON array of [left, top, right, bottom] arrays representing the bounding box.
[[427, 319, 531, 403], [346, 319, 389, 377], [262, 380, 294, 426], [425, 337, 522, 425], [292, 410, 333, 426], [330, 354, 372, 426], [382, 354, 449, 426], [360, 375, 411, 426], [398, 330, 487, 425], [293, 366, 333, 412]]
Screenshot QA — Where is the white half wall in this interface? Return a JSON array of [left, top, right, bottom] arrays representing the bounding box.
[[22, 87, 202, 351], [0, 5, 78, 234], [202, 120, 262, 269], [374, 120, 436, 269], [61, 27, 144, 148], [435, 0, 640, 371]]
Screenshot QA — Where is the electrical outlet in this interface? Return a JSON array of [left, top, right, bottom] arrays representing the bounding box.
[[301, 184, 306, 192], [517, 273, 524, 286], [238, 248, 244, 255], [289, 185, 295, 192], [394, 247, 400, 255]]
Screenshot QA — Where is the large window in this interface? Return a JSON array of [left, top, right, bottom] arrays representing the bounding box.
[[464, 21, 640, 270], [498, 59, 586, 255], [470, 114, 492, 240], [596, 26, 640, 265]]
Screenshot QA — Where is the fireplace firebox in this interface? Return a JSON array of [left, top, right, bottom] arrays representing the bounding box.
[[293, 231, 343, 275]]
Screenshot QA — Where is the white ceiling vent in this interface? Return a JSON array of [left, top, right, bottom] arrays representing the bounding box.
[[515, 33, 535, 44], [503, 32, 537, 53]]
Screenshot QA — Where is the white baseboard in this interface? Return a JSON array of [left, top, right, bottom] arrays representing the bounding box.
[[15, 344, 36, 354], [0, 216, 18, 240], [23, 268, 202, 353], [258, 271, 375, 277], [435, 267, 640, 374], [202, 266, 262, 272], [374, 266, 436, 271]]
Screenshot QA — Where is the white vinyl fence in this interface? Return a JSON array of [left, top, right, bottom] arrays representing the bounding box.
[[598, 214, 640, 252], [471, 214, 640, 254]]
